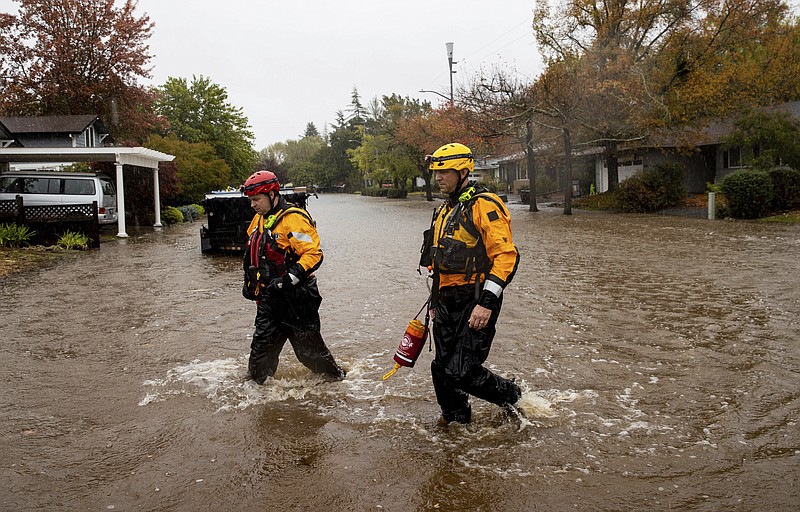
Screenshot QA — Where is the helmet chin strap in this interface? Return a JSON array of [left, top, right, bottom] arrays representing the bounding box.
[[448, 169, 470, 203], [266, 190, 282, 216]]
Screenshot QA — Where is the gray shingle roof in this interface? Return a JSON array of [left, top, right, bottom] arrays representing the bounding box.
[[648, 101, 800, 148], [0, 115, 103, 134]]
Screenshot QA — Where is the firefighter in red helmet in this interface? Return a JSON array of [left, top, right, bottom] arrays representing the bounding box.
[[240, 171, 346, 383]]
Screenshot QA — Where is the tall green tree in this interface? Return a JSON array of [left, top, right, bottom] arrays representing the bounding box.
[[349, 132, 417, 188], [146, 134, 231, 205], [303, 122, 320, 138], [256, 144, 289, 184], [282, 135, 325, 187], [322, 99, 368, 190], [349, 94, 435, 191], [153, 75, 257, 183], [0, 0, 161, 143]]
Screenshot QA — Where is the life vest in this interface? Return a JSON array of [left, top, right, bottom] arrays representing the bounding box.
[[243, 207, 314, 300], [430, 187, 504, 282]]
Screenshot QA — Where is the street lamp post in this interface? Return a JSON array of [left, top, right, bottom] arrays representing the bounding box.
[[418, 89, 451, 102], [446, 42, 456, 103], [418, 42, 458, 104]]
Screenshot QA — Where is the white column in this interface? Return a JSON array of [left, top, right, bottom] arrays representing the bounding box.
[[153, 167, 162, 228], [115, 161, 128, 238]]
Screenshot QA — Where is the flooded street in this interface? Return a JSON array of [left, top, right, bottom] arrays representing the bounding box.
[[2, 193, 799, 511]]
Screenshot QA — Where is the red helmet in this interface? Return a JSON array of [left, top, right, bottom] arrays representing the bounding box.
[[241, 171, 280, 196]]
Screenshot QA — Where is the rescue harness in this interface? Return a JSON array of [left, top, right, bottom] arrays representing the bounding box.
[[243, 206, 314, 301]]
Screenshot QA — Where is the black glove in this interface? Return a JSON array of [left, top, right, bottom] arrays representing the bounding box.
[[267, 273, 293, 292], [267, 267, 303, 292]]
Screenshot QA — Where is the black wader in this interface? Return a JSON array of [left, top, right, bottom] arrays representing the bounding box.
[[431, 284, 521, 423], [249, 276, 345, 384]]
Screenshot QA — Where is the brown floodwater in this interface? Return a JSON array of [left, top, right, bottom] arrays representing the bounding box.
[[1, 193, 798, 511]]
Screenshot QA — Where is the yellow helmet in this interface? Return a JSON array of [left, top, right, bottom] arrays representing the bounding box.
[[428, 143, 474, 173]]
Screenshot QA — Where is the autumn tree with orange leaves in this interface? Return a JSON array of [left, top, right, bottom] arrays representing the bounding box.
[[526, 0, 800, 194], [0, 0, 162, 143], [396, 103, 494, 201]]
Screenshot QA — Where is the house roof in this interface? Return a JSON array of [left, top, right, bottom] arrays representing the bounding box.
[[0, 146, 174, 168], [648, 101, 800, 149], [474, 156, 502, 170], [0, 115, 107, 135]]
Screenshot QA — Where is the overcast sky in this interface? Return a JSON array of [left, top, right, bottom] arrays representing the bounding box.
[[131, 0, 543, 150], [0, 0, 541, 149]]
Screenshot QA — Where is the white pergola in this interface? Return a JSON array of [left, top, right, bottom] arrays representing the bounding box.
[[0, 146, 175, 238]]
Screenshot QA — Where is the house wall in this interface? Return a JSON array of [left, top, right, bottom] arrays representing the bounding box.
[[499, 160, 522, 190], [16, 135, 72, 148], [642, 147, 715, 193], [594, 156, 642, 193], [594, 146, 715, 195], [594, 158, 606, 192], [9, 121, 104, 149], [714, 145, 747, 181], [14, 130, 101, 148]]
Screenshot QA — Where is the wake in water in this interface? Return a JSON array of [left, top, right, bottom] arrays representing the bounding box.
[[140, 355, 587, 431], [139, 355, 365, 411]]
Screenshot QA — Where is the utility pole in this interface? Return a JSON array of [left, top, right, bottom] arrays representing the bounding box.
[[446, 42, 457, 103]]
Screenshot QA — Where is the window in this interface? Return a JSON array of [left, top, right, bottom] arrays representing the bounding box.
[[63, 178, 95, 195], [0, 177, 22, 193], [723, 146, 742, 169], [85, 126, 96, 147], [22, 177, 60, 194], [100, 179, 115, 195]]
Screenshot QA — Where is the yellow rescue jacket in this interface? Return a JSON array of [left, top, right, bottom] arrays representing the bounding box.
[[246, 205, 323, 276], [430, 188, 519, 290]]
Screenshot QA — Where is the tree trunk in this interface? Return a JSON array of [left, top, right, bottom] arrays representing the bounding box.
[[423, 167, 433, 201], [606, 141, 619, 192], [526, 119, 539, 212], [563, 127, 573, 216]]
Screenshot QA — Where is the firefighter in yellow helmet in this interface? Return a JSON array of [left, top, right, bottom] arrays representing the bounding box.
[[421, 143, 521, 424], [240, 171, 346, 384]]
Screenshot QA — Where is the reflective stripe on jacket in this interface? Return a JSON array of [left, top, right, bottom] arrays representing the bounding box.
[[246, 206, 323, 277]]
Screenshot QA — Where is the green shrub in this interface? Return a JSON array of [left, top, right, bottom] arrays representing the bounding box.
[[720, 169, 774, 219], [615, 177, 659, 213], [517, 175, 557, 196], [0, 223, 36, 248], [481, 177, 504, 193], [190, 203, 206, 216], [177, 205, 198, 222], [161, 206, 184, 225], [57, 230, 89, 250], [362, 186, 390, 197], [386, 188, 408, 199], [767, 166, 800, 211], [616, 163, 686, 213], [536, 174, 557, 195], [573, 191, 618, 211]]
